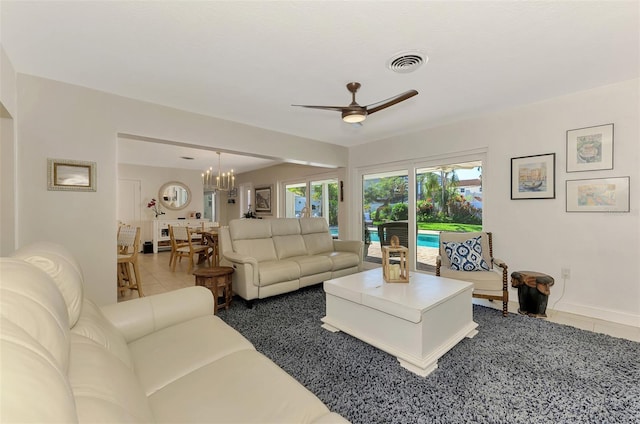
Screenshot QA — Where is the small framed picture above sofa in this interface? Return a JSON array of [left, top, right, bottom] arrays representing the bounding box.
[[47, 158, 97, 192], [255, 185, 272, 215]]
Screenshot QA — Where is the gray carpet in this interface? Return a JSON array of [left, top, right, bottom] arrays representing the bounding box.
[[218, 285, 640, 424]]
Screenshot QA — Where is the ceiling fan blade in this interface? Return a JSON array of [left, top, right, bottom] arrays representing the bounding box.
[[365, 90, 418, 115], [291, 104, 345, 112]]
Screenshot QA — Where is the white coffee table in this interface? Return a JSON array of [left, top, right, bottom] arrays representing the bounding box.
[[322, 269, 478, 377]]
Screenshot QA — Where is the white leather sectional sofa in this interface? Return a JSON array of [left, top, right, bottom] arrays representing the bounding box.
[[219, 217, 363, 304], [0, 242, 348, 423]]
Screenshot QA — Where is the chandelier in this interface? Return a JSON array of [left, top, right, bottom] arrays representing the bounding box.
[[202, 152, 234, 192]]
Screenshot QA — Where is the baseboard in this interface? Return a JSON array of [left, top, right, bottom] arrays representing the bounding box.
[[474, 298, 640, 329], [555, 301, 640, 328]]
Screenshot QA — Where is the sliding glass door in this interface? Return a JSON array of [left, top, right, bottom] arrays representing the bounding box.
[[359, 154, 484, 273], [362, 170, 409, 264]]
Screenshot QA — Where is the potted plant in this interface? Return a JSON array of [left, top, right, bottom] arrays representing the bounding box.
[[244, 206, 257, 219]]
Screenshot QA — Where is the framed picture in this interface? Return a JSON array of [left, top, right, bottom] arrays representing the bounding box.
[[47, 158, 96, 192], [566, 123, 614, 172], [566, 176, 630, 213], [254, 186, 272, 214], [510, 153, 556, 200]]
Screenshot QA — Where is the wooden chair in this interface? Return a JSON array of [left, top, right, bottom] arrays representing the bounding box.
[[117, 226, 144, 297], [169, 225, 213, 273], [168, 225, 189, 267], [435, 231, 508, 316]]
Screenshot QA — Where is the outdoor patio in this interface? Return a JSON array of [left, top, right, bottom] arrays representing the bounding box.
[[365, 241, 438, 273]]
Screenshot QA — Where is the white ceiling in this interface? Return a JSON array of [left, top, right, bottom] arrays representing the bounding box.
[[1, 1, 638, 171]]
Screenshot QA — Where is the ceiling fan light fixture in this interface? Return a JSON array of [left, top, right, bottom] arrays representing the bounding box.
[[342, 110, 367, 123]]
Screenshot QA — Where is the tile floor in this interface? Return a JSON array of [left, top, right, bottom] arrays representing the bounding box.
[[122, 251, 640, 343]]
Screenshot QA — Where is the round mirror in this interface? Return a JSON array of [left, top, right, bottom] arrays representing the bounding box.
[[158, 181, 191, 211]]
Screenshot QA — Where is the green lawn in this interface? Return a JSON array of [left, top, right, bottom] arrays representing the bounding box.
[[417, 222, 482, 232], [371, 221, 482, 232]]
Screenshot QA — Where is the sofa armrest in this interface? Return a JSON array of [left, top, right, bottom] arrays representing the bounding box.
[[222, 251, 259, 267], [221, 251, 259, 282], [100, 286, 214, 343], [333, 239, 363, 255]]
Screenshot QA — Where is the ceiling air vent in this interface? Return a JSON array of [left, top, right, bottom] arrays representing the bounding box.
[[387, 51, 427, 73]]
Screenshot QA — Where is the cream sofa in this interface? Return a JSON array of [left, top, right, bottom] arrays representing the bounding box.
[[219, 218, 363, 304], [0, 242, 348, 423]]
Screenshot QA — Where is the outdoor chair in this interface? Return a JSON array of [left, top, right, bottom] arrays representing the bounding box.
[[435, 231, 509, 316], [377, 221, 409, 248]]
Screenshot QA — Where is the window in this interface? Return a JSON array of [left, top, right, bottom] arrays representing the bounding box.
[[283, 178, 339, 236]]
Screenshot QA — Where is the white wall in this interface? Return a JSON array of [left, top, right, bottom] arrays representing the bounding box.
[[118, 163, 205, 243], [12, 74, 348, 306], [0, 46, 17, 255], [232, 162, 347, 230], [349, 79, 640, 327], [7, 65, 638, 325]]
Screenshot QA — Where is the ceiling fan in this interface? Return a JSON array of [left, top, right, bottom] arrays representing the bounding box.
[[292, 82, 418, 124]]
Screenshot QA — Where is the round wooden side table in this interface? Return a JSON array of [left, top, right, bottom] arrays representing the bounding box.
[[193, 266, 234, 313]]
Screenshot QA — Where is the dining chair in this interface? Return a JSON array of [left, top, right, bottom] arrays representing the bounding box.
[[200, 223, 220, 267], [117, 225, 144, 297], [169, 225, 213, 273], [168, 224, 189, 267]]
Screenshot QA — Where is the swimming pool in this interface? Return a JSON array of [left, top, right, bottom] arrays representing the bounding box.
[[369, 232, 439, 248], [330, 227, 439, 248]]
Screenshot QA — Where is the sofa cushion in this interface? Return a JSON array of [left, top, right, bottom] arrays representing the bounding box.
[[128, 315, 254, 396], [69, 334, 154, 423], [300, 218, 335, 255], [303, 233, 335, 255], [11, 241, 84, 327], [323, 251, 361, 271], [274, 234, 308, 259], [0, 319, 78, 424], [258, 260, 301, 286], [0, 258, 71, 371], [230, 219, 278, 262], [438, 268, 504, 292], [230, 219, 272, 240], [71, 299, 133, 370], [270, 217, 301, 236], [233, 238, 278, 262], [299, 217, 330, 234], [290, 255, 333, 276], [148, 349, 331, 424]]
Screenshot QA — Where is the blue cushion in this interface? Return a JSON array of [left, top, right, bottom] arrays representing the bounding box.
[[443, 236, 490, 271]]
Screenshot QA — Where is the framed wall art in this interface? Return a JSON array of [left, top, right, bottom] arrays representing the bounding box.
[[510, 153, 556, 200], [566, 176, 630, 213], [566, 123, 613, 172], [254, 185, 272, 214], [47, 158, 96, 192]]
